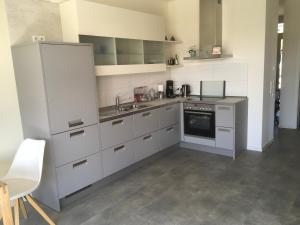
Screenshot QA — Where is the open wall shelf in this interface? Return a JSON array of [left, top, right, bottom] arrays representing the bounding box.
[[79, 35, 167, 76]]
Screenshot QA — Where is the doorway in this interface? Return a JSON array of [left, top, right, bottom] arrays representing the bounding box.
[[274, 16, 284, 128]]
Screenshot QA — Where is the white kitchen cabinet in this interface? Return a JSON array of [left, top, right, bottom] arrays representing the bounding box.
[[56, 153, 103, 198], [216, 105, 234, 128], [215, 127, 234, 150], [60, 0, 165, 42], [133, 109, 160, 137], [102, 140, 135, 178], [159, 104, 180, 129], [133, 131, 161, 163], [100, 115, 134, 150], [159, 124, 180, 151], [94, 63, 166, 76]]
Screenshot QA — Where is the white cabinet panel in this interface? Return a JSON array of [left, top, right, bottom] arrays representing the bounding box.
[[159, 124, 180, 150], [133, 131, 160, 163], [100, 115, 134, 150], [216, 105, 234, 128], [102, 140, 135, 177], [216, 127, 234, 150], [159, 104, 180, 129], [133, 109, 160, 137], [56, 153, 102, 198]]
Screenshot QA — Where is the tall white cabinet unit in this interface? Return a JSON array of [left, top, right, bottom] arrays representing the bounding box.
[[60, 0, 167, 76], [11, 43, 102, 211]]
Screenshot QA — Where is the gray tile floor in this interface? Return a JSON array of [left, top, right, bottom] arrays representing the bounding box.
[[22, 129, 300, 225]]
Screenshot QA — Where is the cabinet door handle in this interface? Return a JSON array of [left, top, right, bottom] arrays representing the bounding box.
[[142, 112, 151, 117], [218, 128, 231, 133], [70, 130, 85, 138], [166, 127, 174, 132], [73, 160, 87, 168], [114, 145, 125, 152], [68, 119, 84, 128], [112, 120, 123, 126], [217, 106, 231, 111], [143, 135, 153, 141]]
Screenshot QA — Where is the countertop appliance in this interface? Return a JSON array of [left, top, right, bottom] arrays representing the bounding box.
[[182, 84, 191, 98], [166, 80, 175, 98], [184, 103, 215, 138]]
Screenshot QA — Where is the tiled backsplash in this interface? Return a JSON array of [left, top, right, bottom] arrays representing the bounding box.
[[96, 62, 248, 107], [170, 62, 248, 96], [97, 71, 170, 107]]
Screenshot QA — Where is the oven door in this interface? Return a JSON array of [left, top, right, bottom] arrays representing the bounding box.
[[184, 110, 215, 138]]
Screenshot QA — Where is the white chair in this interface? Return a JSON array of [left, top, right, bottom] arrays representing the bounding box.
[[0, 139, 56, 225]]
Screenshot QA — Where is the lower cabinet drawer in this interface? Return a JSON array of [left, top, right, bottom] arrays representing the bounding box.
[[100, 115, 134, 150], [159, 124, 180, 150], [133, 131, 160, 163], [133, 109, 159, 137], [102, 140, 135, 178], [56, 153, 102, 198], [216, 127, 234, 150], [52, 124, 100, 167], [159, 104, 179, 129]]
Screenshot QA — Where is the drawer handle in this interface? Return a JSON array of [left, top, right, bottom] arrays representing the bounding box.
[[70, 130, 85, 138], [143, 135, 153, 141], [142, 112, 151, 117], [114, 145, 125, 152], [166, 107, 173, 111], [73, 160, 87, 168], [217, 106, 231, 111], [68, 119, 84, 128], [218, 128, 231, 133], [112, 120, 123, 126], [166, 127, 174, 132]]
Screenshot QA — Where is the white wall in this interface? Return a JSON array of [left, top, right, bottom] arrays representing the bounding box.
[[0, 0, 23, 161], [0, 0, 63, 161], [165, 0, 199, 59], [5, 0, 63, 45], [262, 0, 279, 147], [280, 0, 300, 129]]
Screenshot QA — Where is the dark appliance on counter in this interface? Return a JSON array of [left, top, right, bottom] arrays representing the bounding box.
[[181, 84, 191, 98], [184, 103, 215, 138], [166, 80, 176, 98]]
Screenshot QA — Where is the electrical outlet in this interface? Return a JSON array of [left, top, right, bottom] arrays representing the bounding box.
[[32, 35, 46, 43]]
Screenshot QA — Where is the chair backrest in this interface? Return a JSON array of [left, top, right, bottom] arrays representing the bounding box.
[[4, 139, 46, 183]]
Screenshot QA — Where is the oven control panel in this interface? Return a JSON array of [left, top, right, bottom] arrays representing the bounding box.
[[184, 103, 215, 112]]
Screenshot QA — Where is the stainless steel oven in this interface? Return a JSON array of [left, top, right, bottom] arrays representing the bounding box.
[[184, 103, 215, 138]]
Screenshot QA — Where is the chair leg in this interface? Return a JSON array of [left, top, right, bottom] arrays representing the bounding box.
[[25, 195, 56, 225], [19, 198, 28, 219], [0, 182, 14, 225], [14, 199, 20, 225]]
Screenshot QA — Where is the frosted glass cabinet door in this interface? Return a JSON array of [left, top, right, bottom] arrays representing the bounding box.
[[41, 44, 98, 134]]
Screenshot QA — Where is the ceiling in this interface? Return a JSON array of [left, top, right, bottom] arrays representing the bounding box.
[[42, 0, 173, 3]]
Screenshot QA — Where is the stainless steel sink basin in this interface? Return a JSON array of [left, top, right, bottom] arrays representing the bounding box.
[[119, 104, 150, 112]]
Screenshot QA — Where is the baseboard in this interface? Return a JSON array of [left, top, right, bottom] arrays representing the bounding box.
[[262, 138, 274, 151]]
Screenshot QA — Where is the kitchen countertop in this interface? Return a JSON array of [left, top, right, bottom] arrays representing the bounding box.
[[99, 96, 247, 123]]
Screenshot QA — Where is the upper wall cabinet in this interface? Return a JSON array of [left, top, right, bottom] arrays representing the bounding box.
[[60, 0, 166, 42], [60, 0, 167, 76]]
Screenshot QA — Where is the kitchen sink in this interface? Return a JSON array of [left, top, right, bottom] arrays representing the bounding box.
[[119, 104, 151, 112]]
